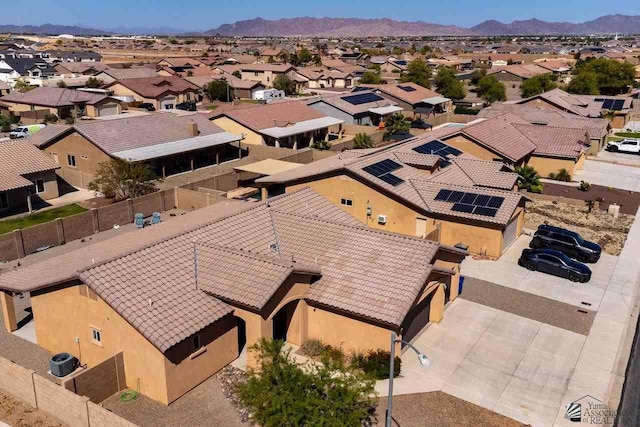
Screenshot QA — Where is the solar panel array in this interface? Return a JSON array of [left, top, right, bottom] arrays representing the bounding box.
[[362, 159, 405, 186], [398, 85, 416, 92], [413, 140, 463, 157], [600, 98, 626, 111], [434, 189, 504, 218], [342, 93, 385, 105]]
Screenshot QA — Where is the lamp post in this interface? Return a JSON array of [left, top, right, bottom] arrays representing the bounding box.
[[386, 331, 430, 427]]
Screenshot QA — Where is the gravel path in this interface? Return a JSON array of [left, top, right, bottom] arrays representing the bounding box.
[[375, 391, 526, 427], [461, 277, 595, 336]]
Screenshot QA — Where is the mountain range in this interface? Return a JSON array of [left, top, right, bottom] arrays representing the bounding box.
[[1, 14, 639, 37]]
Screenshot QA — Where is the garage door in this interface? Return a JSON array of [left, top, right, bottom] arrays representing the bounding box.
[[401, 291, 433, 346], [97, 104, 118, 117], [502, 214, 519, 252], [160, 96, 176, 110]]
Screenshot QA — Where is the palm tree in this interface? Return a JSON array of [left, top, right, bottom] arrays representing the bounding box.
[[353, 133, 373, 149], [384, 113, 410, 138], [515, 165, 542, 193]]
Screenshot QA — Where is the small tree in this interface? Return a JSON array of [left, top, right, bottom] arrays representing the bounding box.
[[476, 75, 506, 104], [400, 58, 431, 88], [434, 67, 466, 100], [205, 80, 231, 102], [87, 158, 158, 200], [0, 115, 11, 133], [43, 113, 59, 124], [13, 79, 33, 93], [57, 80, 68, 88], [298, 47, 312, 64], [520, 74, 557, 98], [470, 68, 487, 85], [359, 71, 381, 85], [515, 165, 542, 193], [312, 54, 322, 66], [85, 77, 103, 89], [353, 132, 373, 149], [310, 139, 331, 150], [384, 113, 410, 138], [273, 74, 296, 95], [548, 168, 572, 182], [232, 70, 241, 78], [237, 339, 376, 427], [567, 72, 599, 95]]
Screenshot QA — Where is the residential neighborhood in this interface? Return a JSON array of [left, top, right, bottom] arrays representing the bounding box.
[[1, 5, 640, 427]]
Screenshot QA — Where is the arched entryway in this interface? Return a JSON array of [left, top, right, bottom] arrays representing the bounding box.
[[272, 300, 299, 342]]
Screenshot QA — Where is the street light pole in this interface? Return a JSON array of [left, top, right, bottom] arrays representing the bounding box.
[[385, 331, 430, 427]]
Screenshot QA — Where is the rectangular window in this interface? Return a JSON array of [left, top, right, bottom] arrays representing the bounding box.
[[254, 72, 259, 77], [67, 154, 76, 167], [193, 334, 201, 351], [52, 153, 59, 164], [340, 198, 353, 207], [91, 327, 102, 344], [0, 192, 8, 210], [32, 179, 45, 194]]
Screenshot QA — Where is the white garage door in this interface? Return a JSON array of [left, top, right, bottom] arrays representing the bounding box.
[[97, 104, 118, 117], [160, 96, 176, 110], [502, 214, 519, 252]]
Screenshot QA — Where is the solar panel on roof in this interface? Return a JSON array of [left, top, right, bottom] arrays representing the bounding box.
[[352, 87, 368, 92], [601, 99, 614, 110], [378, 174, 405, 186], [473, 206, 498, 217], [461, 193, 478, 204], [452, 203, 474, 213], [487, 196, 504, 209], [362, 159, 405, 186], [398, 85, 416, 92], [413, 140, 462, 160], [447, 191, 465, 203], [343, 93, 385, 105], [612, 99, 625, 111], [435, 189, 452, 201]]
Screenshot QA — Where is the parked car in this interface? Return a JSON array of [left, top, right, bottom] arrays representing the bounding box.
[[176, 101, 196, 111], [606, 138, 640, 154], [139, 103, 156, 112], [518, 249, 592, 283], [9, 124, 46, 139], [530, 225, 601, 263]]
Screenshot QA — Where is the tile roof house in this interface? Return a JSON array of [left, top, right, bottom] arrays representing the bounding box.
[[0, 87, 123, 120], [184, 73, 266, 100], [238, 63, 300, 90], [307, 90, 402, 125], [211, 100, 344, 149], [0, 58, 56, 86], [0, 188, 466, 404], [30, 113, 243, 187], [93, 67, 159, 84], [0, 140, 60, 216], [487, 64, 552, 81], [356, 82, 453, 115], [105, 76, 199, 111], [256, 136, 526, 258]]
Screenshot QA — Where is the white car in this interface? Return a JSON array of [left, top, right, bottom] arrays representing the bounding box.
[[606, 138, 640, 154]]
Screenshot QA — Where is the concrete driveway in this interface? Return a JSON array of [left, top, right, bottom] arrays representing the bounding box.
[[377, 299, 586, 427], [575, 160, 640, 192], [593, 150, 640, 168], [461, 233, 619, 310]]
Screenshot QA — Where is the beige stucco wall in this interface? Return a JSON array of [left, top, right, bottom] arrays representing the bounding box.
[[31, 284, 238, 405], [212, 116, 264, 146], [438, 217, 504, 258], [442, 134, 504, 162], [526, 155, 580, 177], [108, 83, 193, 110], [42, 131, 111, 188]]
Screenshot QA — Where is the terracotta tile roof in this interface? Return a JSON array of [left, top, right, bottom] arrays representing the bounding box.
[[426, 158, 517, 190], [477, 104, 609, 139], [517, 88, 604, 118], [34, 113, 228, 155], [0, 188, 445, 351], [27, 124, 72, 148], [488, 64, 551, 79], [357, 82, 443, 106], [214, 100, 326, 131], [0, 140, 59, 191], [239, 63, 294, 73], [100, 67, 159, 80], [310, 91, 398, 116], [1, 87, 112, 108], [185, 74, 263, 90], [514, 124, 589, 159], [107, 76, 198, 98]]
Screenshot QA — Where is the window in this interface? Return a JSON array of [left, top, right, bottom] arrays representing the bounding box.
[[91, 327, 102, 344], [31, 179, 45, 194], [340, 198, 353, 207], [67, 154, 76, 167], [254, 72, 259, 77], [193, 334, 201, 351], [0, 192, 8, 210], [52, 153, 59, 164]]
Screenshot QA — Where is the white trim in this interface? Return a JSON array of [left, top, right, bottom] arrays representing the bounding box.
[[260, 117, 344, 139]]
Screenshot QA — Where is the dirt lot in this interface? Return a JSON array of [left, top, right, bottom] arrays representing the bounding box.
[[525, 200, 634, 255], [375, 392, 526, 427], [0, 391, 63, 427], [543, 182, 640, 215]]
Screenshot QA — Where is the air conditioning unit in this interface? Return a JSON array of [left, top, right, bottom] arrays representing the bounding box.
[[377, 214, 387, 224], [50, 352, 77, 377]]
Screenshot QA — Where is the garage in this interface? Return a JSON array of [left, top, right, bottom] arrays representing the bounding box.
[[97, 103, 119, 117], [400, 290, 434, 346], [502, 213, 519, 252], [160, 96, 176, 110]]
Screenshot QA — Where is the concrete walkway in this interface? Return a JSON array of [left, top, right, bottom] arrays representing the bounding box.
[[575, 160, 640, 192]]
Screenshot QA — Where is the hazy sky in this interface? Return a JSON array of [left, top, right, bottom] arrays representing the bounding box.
[[4, 0, 640, 30]]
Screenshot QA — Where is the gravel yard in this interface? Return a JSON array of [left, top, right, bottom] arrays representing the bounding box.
[[0, 391, 63, 427], [525, 200, 634, 255]]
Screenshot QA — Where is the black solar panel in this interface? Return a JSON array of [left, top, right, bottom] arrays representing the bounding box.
[[447, 191, 465, 203], [602, 99, 614, 110], [473, 206, 498, 217], [461, 193, 478, 204], [487, 196, 504, 209], [474, 195, 491, 206], [612, 99, 625, 111], [362, 159, 405, 186], [435, 189, 452, 201], [352, 87, 368, 92], [343, 93, 385, 105], [398, 85, 416, 92], [452, 203, 475, 213], [413, 140, 462, 158], [378, 174, 405, 186]]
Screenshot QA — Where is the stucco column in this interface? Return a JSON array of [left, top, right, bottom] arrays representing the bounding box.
[[261, 188, 268, 201], [429, 284, 445, 324], [0, 291, 17, 333], [449, 269, 461, 301]]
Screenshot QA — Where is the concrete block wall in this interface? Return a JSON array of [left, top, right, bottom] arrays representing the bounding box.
[[34, 374, 91, 427], [62, 211, 95, 243], [20, 221, 60, 255], [87, 401, 138, 427], [0, 357, 37, 408], [62, 352, 126, 404], [0, 233, 18, 264], [97, 200, 132, 232]]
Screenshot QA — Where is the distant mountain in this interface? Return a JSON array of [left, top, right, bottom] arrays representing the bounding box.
[[205, 14, 640, 36], [0, 23, 111, 36], [204, 17, 469, 37], [104, 26, 191, 36]]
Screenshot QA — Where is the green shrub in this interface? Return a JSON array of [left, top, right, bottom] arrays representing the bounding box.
[[0, 115, 10, 132], [353, 132, 373, 149], [454, 106, 480, 115], [43, 113, 59, 123], [351, 349, 401, 379], [515, 165, 543, 193], [301, 339, 327, 357], [616, 132, 640, 138], [321, 345, 346, 365], [548, 168, 572, 182], [64, 116, 75, 125], [579, 180, 591, 191]]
